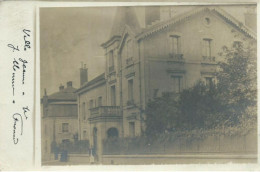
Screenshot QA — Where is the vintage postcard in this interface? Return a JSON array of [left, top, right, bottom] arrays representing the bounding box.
[[0, 1, 259, 171], [40, 4, 257, 166]]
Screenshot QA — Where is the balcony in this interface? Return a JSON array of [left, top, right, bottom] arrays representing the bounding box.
[[109, 66, 115, 73], [89, 106, 121, 118], [169, 53, 184, 62], [202, 56, 216, 64]]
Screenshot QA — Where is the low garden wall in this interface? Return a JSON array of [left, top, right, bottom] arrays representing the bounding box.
[[103, 129, 257, 155]]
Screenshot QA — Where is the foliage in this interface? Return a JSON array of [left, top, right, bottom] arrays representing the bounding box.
[[145, 40, 257, 137], [178, 81, 225, 130], [217, 40, 257, 125], [145, 92, 179, 137]]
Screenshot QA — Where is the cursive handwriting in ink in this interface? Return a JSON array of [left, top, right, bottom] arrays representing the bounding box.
[[7, 44, 20, 52], [13, 58, 19, 71], [22, 106, 30, 120], [19, 58, 28, 84], [12, 73, 15, 96], [23, 29, 31, 51], [12, 59, 19, 97], [10, 28, 32, 144], [13, 113, 23, 144]]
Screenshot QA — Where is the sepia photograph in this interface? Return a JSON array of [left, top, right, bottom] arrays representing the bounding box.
[[40, 5, 257, 165]]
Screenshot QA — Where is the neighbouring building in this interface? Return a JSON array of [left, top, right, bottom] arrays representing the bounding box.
[[75, 6, 256, 160], [41, 81, 78, 161]]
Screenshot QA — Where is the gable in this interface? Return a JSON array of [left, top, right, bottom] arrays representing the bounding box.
[[137, 7, 256, 41], [118, 25, 136, 54]]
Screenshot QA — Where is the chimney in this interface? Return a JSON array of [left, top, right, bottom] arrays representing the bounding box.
[[67, 81, 72, 87], [145, 6, 160, 27], [80, 63, 88, 86], [244, 7, 256, 32], [59, 84, 64, 91]]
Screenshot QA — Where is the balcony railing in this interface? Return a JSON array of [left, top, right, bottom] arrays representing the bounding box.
[[169, 53, 184, 62], [90, 106, 120, 117], [126, 57, 134, 66], [109, 66, 115, 73], [202, 56, 216, 63], [127, 99, 134, 106]]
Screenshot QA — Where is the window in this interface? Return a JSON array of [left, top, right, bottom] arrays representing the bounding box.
[[62, 139, 70, 143], [111, 85, 116, 106], [44, 124, 47, 135], [109, 50, 114, 72], [83, 130, 87, 140], [204, 17, 211, 25], [128, 79, 134, 101], [127, 39, 133, 58], [62, 123, 69, 133], [233, 41, 242, 49], [203, 39, 212, 57], [205, 77, 214, 87], [129, 122, 135, 137], [98, 96, 102, 107], [82, 102, 86, 120], [109, 50, 114, 67], [45, 140, 48, 153], [170, 35, 181, 54], [89, 100, 94, 109], [171, 76, 183, 93], [153, 89, 159, 98]]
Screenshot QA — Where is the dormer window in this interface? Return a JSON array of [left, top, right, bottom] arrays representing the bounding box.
[[109, 50, 114, 72], [127, 39, 133, 58], [109, 50, 114, 67]]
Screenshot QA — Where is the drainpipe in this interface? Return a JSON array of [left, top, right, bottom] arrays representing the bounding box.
[[138, 40, 144, 136], [118, 50, 124, 137]]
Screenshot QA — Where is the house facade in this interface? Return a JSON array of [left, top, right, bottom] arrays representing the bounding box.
[[41, 81, 78, 161], [76, 6, 256, 160]]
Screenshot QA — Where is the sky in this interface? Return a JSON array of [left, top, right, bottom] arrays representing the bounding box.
[[40, 5, 253, 97], [40, 7, 117, 96]]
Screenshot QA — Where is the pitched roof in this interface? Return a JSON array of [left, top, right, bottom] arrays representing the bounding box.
[[48, 86, 77, 101], [136, 6, 256, 40], [76, 73, 105, 94], [110, 7, 141, 38]]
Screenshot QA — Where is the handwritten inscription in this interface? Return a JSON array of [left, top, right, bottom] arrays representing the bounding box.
[[12, 58, 19, 97], [12, 106, 30, 144], [8, 29, 31, 144], [7, 44, 20, 52], [22, 106, 30, 120], [19, 58, 28, 85], [23, 29, 31, 51], [13, 113, 23, 144]]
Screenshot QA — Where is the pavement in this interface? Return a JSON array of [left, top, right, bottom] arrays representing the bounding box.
[[42, 153, 257, 165]]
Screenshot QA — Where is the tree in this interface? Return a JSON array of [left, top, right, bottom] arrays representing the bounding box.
[[145, 93, 179, 137], [145, 83, 224, 135], [217, 40, 257, 126], [178, 81, 225, 130]]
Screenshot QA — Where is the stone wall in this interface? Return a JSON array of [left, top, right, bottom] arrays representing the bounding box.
[[103, 129, 257, 155]]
